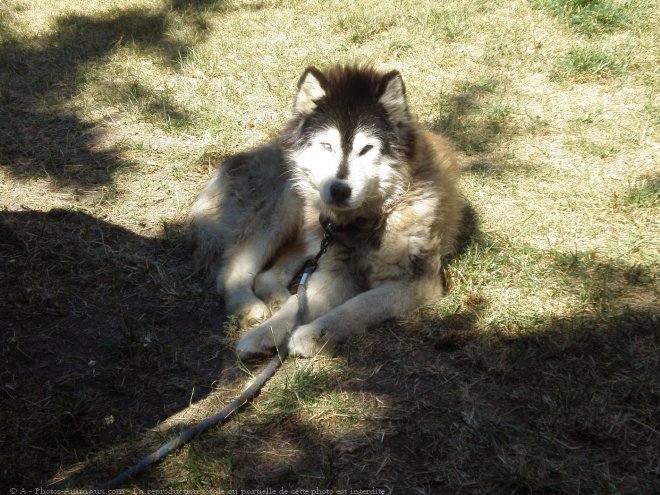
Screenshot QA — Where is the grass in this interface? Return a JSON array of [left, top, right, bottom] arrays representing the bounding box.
[[425, 9, 470, 41], [533, 0, 635, 35], [0, 0, 658, 492], [621, 176, 659, 209], [335, 12, 397, 45], [553, 44, 625, 81]]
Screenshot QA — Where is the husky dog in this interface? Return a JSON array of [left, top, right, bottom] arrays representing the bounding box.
[[188, 65, 463, 358]]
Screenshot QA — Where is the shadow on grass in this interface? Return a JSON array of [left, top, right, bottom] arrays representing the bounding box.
[[0, 3, 224, 186], [66, 307, 657, 491], [0, 208, 224, 487], [171, 0, 229, 9], [430, 79, 512, 155], [1, 213, 656, 491], [427, 78, 539, 179], [0, 202, 480, 489], [407, 236, 659, 492]]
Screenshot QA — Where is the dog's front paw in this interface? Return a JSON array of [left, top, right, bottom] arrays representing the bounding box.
[[265, 289, 291, 314], [288, 324, 332, 358], [226, 295, 271, 328], [253, 272, 291, 313], [239, 301, 271, 328], [236, 324, 285, 360]]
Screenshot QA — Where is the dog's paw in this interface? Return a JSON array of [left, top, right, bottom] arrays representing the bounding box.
[[288, 324, 332, 358], [254, 272, 291, 314], [236, 324, 285, 360], [227, 296, 271, 328], [239, 301, 271, 328], [265, 289, 291, 314]]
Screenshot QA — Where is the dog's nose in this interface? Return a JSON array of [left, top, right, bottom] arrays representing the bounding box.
[[329, 181, 352, 203]]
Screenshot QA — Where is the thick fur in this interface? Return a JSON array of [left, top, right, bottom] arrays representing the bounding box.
[[188, 65, 463, 358]]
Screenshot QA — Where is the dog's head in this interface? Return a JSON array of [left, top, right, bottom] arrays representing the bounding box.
[[282, 65, 415, 216]]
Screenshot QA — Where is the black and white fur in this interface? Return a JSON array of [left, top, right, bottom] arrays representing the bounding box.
[[188, 65, 463, 358]]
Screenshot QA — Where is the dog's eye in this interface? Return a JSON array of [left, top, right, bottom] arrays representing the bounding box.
[[359, 144, 374, 156], [321, 142, 333, 152]]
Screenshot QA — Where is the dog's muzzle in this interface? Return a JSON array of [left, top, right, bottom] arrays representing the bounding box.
[[323, 179, 352, 206]]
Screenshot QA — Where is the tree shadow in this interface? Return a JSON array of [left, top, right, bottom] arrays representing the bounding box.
[[170, 0, 229, 10], [427, 79, 538, 179], [47, 200, 484, 489], [0, 4, 219, 186], [399, 235, 659, 492], [0, 208, 224, 487], [380, 309, 657, 493], [3, 210, 655, 491], [430, 80, 509, 155], [63, 301, 657, 491]]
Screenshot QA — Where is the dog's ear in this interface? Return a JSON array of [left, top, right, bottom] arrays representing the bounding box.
[[294, 67, 327, 115], [378, 71, 410, 125]]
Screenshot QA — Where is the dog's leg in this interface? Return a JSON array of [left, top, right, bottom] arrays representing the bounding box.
[[288, 279, 439, 357], [234, 293, 298, 359], [220, 237, 279, 328], [236, 265, 359, 359], [253, 241, 309, 313]]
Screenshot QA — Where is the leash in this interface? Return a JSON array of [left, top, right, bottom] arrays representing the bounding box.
[[94, 223, 335, 491]]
